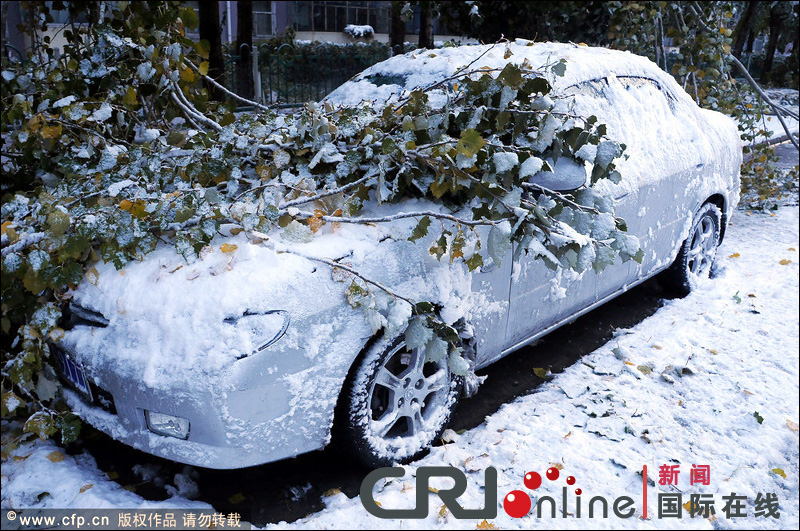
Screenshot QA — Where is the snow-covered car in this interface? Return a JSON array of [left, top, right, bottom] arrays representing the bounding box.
[[52, 42, 741, 469]]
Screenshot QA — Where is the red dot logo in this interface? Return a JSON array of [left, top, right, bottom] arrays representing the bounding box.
[[546, 467, 560, 481], [566, 476, 575, 485], [575, 488, 583, 495], [523, 471, 542, 490], [503, 490, 532, 518]]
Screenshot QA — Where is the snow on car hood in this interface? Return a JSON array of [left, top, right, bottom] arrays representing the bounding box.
[[61, 200, 475, 391]]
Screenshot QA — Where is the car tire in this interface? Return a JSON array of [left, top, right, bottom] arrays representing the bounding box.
[[661, 202, 722, 296], [337, 336, 461, 467]]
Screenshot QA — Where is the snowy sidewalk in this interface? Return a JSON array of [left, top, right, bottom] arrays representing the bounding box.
[[276, 207, 800, 529], [2, 208, 799, 530]]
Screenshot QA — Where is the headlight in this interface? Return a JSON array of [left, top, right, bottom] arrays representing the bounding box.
[[225, 310, 290, 359], [145, 410, 190, 439]]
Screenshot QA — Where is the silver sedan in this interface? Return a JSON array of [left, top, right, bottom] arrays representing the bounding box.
[[53, 42, 741, 469]]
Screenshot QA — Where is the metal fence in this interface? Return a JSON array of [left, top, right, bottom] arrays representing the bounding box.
[[256, 42, 391, 106]]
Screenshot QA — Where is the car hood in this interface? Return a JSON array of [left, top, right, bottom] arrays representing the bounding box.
[[61, 202, 474, 390]]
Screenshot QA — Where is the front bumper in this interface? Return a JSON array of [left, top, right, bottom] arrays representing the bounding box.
[[53, 337, 349, 469]]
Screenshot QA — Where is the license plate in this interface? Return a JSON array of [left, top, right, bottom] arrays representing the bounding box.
[[52, 346, 93, 401]]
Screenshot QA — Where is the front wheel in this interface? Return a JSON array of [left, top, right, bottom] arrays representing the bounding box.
[[662, 202, 722, 296], [338, 337, 461, 467]]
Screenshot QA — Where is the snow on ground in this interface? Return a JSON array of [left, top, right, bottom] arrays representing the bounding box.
[[1, 436, 210, 510], [273, 209, 800, 529], [3, 206, 798, 529]]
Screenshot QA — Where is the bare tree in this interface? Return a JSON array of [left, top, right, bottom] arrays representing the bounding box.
[[199, 1, 226, 101], [418, 1, 434, 49], [390, 1, 406, 55], [236, 0, 254, 100], [732, 1, 757, 58]]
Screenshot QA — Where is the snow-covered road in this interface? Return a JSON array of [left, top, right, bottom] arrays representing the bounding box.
[[3, 206, 799, 530]]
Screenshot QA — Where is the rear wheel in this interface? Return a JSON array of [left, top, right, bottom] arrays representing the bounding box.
[[338, 337, 460, 467], [662, 202, 722, 296]]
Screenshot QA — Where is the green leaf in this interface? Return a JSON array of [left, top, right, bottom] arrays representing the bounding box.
[[552, 60, 568, 77], [174, 207, 195, 223], [487, 225, 511, 266], [753, 411, 764, 424], [381, 137, 398, 155], [47, 210, 71, 237], [409, 216, 431, 242], [456, 129, 486, 158], [194, 40, 210, 59], [465, 253, 484, 271], [181, 7, 199, 30], [497, 63, 523, 89]]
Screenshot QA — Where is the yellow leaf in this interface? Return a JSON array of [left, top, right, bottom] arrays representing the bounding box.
[[107, 471, 119, 480], [624, 361, 635, 366], [230, 228, 244, 236], [180, 66, 196, 83], [47, 451, 65, 463], [550, 463, 563, 470], [563, 431, 572, 439], [41, 123, 63, 139], [228, 492, 246, 504], [789, 247, 797, 252], [708, 349, 718, 355], [123, 86, 138, 108], [476, 519, 499, 530], [0, 221, 11, 236], [119, 199, 133, 211], [652, 345, 662, 350], [532, 367, 548, 378], [728, 253, 740, 258], [779, 259, 792, 265], [742, 389, 754, 396], [683, 500, 692, 512], [429, 486, 439, 493], [198, 61, 209, 76], [322, 488, 341, 497], [220, 243, 238, 254], [771, 468, 786, 479], [787, 420, 799, 432], [80, 484, 94, 493]]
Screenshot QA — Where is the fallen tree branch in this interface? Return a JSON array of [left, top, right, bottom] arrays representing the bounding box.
[[688, 1, 798, 151], [1, 232, 47, 257], [294, 209, 499, 227], [185, 59, 272, 112]]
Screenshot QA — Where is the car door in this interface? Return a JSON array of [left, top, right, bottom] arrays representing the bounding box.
[[568, 76, 696, 295]]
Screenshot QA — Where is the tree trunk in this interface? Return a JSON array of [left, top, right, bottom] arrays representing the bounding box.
[[732, 0, 757, 58], [745, 29, 755, 54], [236, 0, 254, 100], [199, 1, 226, 101], [761, 4, 783, 84], [390, 1, 406, 55], [418, 1, 434, 49]]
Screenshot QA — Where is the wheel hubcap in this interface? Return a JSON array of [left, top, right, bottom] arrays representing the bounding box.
[[369, 343, 450, 439], [686, 216, 717, 278]]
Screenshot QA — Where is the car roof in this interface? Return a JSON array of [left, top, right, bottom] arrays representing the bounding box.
[[324, 40, 684, 108]]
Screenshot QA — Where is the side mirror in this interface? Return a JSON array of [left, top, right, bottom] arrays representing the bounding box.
[[529, 157, 589, 192]]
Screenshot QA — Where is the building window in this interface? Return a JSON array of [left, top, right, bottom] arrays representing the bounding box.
[[290, 1, 389, 34], [253, 1, 274, 37]]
